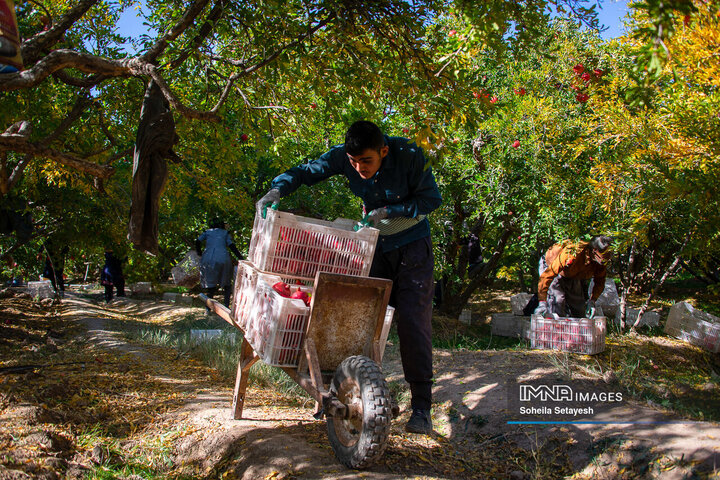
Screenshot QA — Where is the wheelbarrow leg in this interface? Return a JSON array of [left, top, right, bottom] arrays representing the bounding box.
[[304, 337, 325, 417], [232, 337, 258, 420]]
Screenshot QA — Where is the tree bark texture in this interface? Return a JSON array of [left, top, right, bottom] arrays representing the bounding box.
[[128, 80, 178, 256]]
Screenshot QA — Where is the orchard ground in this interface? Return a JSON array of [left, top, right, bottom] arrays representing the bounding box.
[[1, 284, 719, 480]]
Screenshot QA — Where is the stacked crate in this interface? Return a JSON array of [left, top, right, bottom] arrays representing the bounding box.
[[236, 209, 379, 366]]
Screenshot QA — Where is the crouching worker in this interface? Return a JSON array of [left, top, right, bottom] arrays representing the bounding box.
[[534, 235, 613, 319], [256, 120, 442, 434]]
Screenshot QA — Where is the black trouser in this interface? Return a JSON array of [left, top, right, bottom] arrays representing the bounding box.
[[370, 236, 434, 411], [104, 281, 125, 303]]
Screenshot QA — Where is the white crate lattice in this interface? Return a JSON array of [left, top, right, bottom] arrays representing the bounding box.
[[248, 209, 378, 280], [529, 314, 606, 355], [244, 278, 311, 367]]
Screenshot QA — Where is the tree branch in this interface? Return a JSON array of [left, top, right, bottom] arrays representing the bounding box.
[[43, 94, 94, 145], [141, 0, 213, 64], [209, 11, 335, 77], [21, 0, 101, 65], [0, 135, 114, 179], [0, 50, 152, 91], [167, 0, 228, 70]]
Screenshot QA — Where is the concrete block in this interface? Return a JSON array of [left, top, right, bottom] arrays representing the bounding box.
[[491, 313, 530, 339], [459, 309, 472, 325], [616, 308, 661, 328], [510, 293, 534, 316], [175, 295, 194, 306], [162, 292, 179, 302], [589, 278, 621, 316], [130, 282, 152, 295]]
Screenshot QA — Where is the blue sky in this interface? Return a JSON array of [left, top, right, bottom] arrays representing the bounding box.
[[596, 0, 631, 39], [116, 0, 631, 52]]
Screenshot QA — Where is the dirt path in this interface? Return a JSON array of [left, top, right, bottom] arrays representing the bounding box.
[[3, 291, 719, 479]]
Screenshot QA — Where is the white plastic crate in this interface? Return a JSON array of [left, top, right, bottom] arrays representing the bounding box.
[[529, 315, 606, 355], [231, 261, 260, 330], [245, 278, 312, 367], [664, 302, 720, 353], [248, 209, 379, 280]]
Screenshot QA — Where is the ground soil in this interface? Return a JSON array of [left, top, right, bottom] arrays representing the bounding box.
[[1, 288, 719, 479]]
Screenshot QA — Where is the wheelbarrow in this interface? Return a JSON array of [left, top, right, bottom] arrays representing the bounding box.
[[201, 270, 398, 469]]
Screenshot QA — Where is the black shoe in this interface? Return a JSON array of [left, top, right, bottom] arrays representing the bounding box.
[[405, 409, 433, 434]]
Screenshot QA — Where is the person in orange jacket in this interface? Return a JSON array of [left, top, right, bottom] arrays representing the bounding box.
[[534, 235, 613, 318]]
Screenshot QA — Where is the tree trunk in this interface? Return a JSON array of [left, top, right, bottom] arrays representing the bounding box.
[[437, 224, 513, 318], [632, 235, 689, 331], [618, 237, 638, 330]]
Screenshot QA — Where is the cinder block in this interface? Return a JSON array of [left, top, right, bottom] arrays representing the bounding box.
[[491, 313, 530, 339], [130, 282, 152, 295], [510, 293, 534, 316], [162, 292, 179, 302], [615, 308, 661, 328], [175, 295, 194, 306]]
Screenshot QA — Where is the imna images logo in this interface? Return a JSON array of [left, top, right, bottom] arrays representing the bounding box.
[[519, 384, 623, 403], [519, 384, 573, 402]]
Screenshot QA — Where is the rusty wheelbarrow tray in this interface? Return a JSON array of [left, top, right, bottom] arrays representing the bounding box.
[[201, 270, 396, 469]]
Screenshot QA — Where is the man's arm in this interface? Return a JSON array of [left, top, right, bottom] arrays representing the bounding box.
[[590, 266, 607, 301], [270, 147, 345, 197], [384, 144, 442, 219], [537, 251, 566, 301]]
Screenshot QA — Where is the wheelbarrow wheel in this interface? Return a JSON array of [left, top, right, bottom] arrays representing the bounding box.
[[326, 355, 391, 469]]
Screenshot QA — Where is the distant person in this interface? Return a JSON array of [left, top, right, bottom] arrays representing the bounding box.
[[101, 249, 126, 303], [196, 219, 243, 309], [534, 235, 613, 318], [40, 240, 69, 297]]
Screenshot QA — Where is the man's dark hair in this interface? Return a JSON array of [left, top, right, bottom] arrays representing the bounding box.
[[344, 121, 385, 156], [588, 235, 613, 252], [209, 218, 224, 229]]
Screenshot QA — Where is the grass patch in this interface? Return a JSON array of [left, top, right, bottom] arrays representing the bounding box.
[[126, 314, 310, 400]]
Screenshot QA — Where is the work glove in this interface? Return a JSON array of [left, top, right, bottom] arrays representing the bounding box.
[[363, 207, 389, 227], [256, 189, 281, 218], [586, 300, 596, 319], [534, 301, 549, 316]]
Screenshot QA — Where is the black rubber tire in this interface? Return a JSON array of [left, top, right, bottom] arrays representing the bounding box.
[[326, 355, 392, 469]]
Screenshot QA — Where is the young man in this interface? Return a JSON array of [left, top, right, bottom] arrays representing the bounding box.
[[534, 235, 613, 318], [256, 120, 442, 433]]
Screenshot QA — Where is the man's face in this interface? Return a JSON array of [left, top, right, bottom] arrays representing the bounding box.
[[592, 249, 612, 266], [347, 146, 388, 179]]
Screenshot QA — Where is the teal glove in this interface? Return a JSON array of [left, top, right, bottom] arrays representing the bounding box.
[[364, 208, 389, 227], [586, 300, 596, 319], [354, 208, 389, 231], [256, 189, 281, 219]]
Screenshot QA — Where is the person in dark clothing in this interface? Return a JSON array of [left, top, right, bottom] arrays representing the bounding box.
[[195, 219, 243, 309], [101, 249, 126, 303], [40, 241, 69, 297], [257, 120, 442, 434]]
